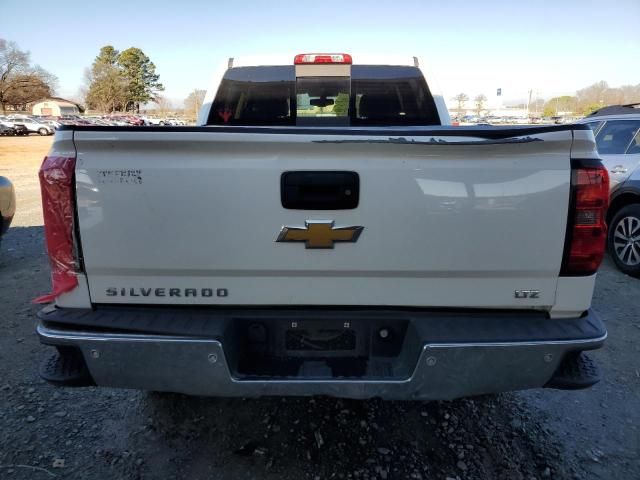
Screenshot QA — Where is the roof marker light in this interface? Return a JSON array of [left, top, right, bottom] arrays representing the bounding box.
[[294, 53, 352, 65]]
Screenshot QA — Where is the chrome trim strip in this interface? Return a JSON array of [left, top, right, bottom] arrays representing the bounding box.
[[37, 322, 607, 348], [37, 323, 214, 343], [423, 333, 607, 349]]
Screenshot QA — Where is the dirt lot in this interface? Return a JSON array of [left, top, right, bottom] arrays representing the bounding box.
[[0, 135, 50, 227], [0, 136, 639, 479]]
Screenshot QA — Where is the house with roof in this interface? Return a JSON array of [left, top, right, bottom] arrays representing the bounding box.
[[31, 97, 81, 117]]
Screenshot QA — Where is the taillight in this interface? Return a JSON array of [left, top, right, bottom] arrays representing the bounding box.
[[34, 156, 79, 303], [294, 53, 352, 65], [561, 162, 609, 276]]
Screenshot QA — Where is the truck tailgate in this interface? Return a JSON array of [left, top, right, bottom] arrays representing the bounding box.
[[74, 127, 572, 309]]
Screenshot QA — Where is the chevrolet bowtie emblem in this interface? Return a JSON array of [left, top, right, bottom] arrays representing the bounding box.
[[276, 221, 364, 249]]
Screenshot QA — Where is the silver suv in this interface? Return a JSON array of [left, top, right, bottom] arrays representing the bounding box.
[[578, 104, 640, 277]]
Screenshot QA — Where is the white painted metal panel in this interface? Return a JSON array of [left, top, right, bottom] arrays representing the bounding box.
[[73, 129, 574, 309]]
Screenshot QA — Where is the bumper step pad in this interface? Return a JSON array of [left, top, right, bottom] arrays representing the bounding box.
[[545, 352, 601, 390], [40, 347, 95, 387]]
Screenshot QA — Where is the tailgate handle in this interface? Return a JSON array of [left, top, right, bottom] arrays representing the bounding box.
[[281, 171, 359, 210]]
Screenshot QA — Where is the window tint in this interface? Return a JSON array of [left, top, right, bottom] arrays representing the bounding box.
[[208, 65, 440, 126], [351, 66, 440, 126], [209, 66, 295, 126], [627, 129, 640, 155], [585, 121, 603, 135], [296, 76, 350, 126], [595, 120, 640, 154]]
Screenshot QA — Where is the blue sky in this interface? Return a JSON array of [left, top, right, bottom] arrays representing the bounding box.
[[3, 0, 639, 107]]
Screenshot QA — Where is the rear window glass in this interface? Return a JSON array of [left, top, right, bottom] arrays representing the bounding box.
[[585, 121, 603, 135], [595, 120, 640, 154], [296, 76, 350, 126], [208, 65, 440, 126], [210, 66, 295, 126], [351, 66, 439, 126]]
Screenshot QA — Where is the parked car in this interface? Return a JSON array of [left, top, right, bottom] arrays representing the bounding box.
[[0, 120, 28, 136], [0, 176, 16, 250], [141, 116, 164, 126], [39, 119, 62, 130], [577, 103, 640, 276], [7, 117, 54, 135], [34, 53, 608, 401], [0, 121, 15, 136]]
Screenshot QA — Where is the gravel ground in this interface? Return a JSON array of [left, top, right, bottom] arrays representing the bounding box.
[[0, 137, 639, 479]]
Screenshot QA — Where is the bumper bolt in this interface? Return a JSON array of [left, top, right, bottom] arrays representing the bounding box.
[[90, 349, 100, 359], [426, 356, 437, 367], [379, 328, 389, 339], [208, 353, 218, 364], [544, 353, 553, 363]]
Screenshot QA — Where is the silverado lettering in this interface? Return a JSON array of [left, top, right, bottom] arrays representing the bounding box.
[[105, 288, 228, 297]]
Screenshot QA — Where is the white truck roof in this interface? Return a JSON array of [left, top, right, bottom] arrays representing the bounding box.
[[230, 54, 419, 68]]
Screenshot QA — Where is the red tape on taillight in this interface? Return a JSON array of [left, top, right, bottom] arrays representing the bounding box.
[[561, 162, 609, 276], [33, 156, 78, 303]]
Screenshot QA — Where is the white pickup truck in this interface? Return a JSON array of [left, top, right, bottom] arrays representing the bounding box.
[[36, 54, 609, 400]]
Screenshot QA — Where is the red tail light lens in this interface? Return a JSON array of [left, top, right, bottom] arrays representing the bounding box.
[[561, 163, 609, 276], [34, 156, 79, 303], [294, 53, 352, 65]]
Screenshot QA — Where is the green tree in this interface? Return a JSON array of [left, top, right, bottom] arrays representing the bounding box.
[[86, 46, 127, 112], [543, 95, 577, 117], [581, 103, 605, 116], [332, 92, 349, 116], [118, 47, 164, 112], [96, 45, 119, 67]]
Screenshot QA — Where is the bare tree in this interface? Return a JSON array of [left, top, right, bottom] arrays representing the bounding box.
[[452, 93, 469, 117], [575, 81, 609, 114], [474, 94, 487, 117], [0, 39, 28, 111], [619, 84, 640, 104], [184, 89, 206, 121], [155, 95, 173, 116], [2, 70, 54, 111]]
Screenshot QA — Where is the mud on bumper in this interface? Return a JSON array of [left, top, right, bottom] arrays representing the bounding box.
[[36, 306, 606, 400]]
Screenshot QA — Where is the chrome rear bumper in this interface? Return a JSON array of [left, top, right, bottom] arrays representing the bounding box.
[[36, 308, 606, 400]]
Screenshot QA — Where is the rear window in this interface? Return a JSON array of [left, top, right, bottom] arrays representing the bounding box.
[[595, 120, 640, 155], [208, 65, 440, 126], [351, 66, 439, 126]]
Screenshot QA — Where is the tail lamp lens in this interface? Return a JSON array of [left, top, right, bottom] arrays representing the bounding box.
[[561, 164, 609, 276], [34, 156, 79, 303]]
